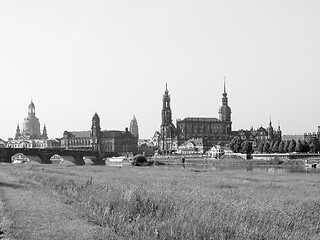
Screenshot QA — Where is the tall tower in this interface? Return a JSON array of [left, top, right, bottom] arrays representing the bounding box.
[[22, 100, 41, 139], [267, 117, 274, 141], [15, 124, 21, 140], [276, 122, 282, 142], [129, 115, 139, 139], [41, 124, 48, 140], [91, 112, 101, 151], [218, 80, 232, 134], [160, 83, 176, 153]]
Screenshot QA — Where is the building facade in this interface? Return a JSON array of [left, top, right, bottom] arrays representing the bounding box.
[[61, 131, 93, 150], [100, 129, 137, 154], [137, 139, 157, 156], [176, 82, 233, 151], [7, 138, 60, 149], [232, 120, 282, 147], [176, 117, 232, 151], [61, 113, 138, 155], [304, 126, 320, 141], [176, 138, 204, 155]]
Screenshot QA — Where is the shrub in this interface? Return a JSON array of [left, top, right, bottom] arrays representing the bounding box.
[[131, 155, 153, 166]]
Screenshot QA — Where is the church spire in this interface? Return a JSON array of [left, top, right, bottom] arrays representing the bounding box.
[[162, 83, 172, 125], [268, 116, 274, 141], [41, 124, 48, 139], [276, 120, 282, 142], [165, 83, 169, 95], [222, 78, 228, 105], [160, 83, 175, 153], [15, 124, 21, 140], [219, 78, 232, 134]]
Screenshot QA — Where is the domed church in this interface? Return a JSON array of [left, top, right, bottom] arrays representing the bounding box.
[[15, 100, 48, 140]]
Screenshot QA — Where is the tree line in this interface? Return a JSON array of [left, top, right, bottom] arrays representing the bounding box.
[[230, 137, 320, 154]]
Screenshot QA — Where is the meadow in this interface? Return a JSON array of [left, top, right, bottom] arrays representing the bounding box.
[[4, 163, 320, 240]]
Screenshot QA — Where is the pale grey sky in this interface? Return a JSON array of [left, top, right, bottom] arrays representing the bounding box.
[[0, 0, 319, 140]]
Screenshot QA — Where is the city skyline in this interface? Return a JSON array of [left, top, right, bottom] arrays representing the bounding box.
[[1, 1, 319, 140]]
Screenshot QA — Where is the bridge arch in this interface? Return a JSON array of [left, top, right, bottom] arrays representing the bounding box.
[[83, 156, 98, 165], [11, 153, 41, 164], [48, 154, 77, 165]]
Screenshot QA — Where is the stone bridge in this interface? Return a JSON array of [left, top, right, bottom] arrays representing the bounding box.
[[0, 148, 107, 165]]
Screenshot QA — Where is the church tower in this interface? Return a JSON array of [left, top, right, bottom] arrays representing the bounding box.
[[267, 117, 274, 141], [22, 100, 41, 139], [129, 115, 139, 139], [15, 124, 21, 140], [162, 83, 173, 126], [160, 84, 176, 153], [91, 112, 101, 151], [218, 80, 232, 134], [276, 122, 282, 142], [41, 124, 48, 140]]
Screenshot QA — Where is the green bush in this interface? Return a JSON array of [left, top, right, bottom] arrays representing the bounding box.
[[131, 155, 153, 166]]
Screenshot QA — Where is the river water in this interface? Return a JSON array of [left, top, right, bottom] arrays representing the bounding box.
[[157, 164, 320, 174]]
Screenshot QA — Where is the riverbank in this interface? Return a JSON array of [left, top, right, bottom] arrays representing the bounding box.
[[152, 155, 308, 166]]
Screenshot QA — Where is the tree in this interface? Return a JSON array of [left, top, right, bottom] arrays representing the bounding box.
[[242, 141, 253, 154], [272, 141, 279, 153], [309, 142, 316, 153], [288, 139, 296, 153], [314, 140, 320, 153], [269, 141, 274, 153], [263, 141, 270, 153], [230, 137, 243, 153], [278, 141, 285, 153], [284, 140, 290, 153], [257, 141, 264, 153], [307, 137, 320, 153], [301, 139, 310, 153], [295, 139, 303, 153]]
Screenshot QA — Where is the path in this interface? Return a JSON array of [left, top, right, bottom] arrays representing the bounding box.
[[0, 167, 119, 240]]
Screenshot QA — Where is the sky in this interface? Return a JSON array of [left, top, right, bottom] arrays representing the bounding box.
[[0, 0, 319, 140]]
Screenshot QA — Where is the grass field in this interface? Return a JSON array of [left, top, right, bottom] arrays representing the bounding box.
[[2, 163, 320, 239]]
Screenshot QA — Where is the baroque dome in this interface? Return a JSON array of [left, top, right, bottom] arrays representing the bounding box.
[[219, 105, 231, 113]]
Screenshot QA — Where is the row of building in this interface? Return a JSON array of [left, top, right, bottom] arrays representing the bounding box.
[[2, 82, 285, 156], [153, 82, 283, 154], [3, 101, 139, 155]]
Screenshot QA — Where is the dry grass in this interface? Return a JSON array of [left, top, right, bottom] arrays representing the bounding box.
[[4, 163, 320, 240]]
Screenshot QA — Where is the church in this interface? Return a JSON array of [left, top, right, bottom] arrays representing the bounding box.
[[159, 82, 233, 153], [6, 100, 60, 149], [15, 100, 48, 140]]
